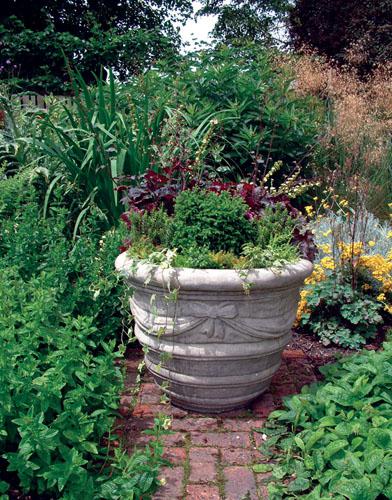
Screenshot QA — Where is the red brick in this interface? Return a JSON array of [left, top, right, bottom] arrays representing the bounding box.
[[221, 449, 255, 465], [189, 447, 219, 463], [282, 349, 306, 360], [141, 382, 162, 396], [172, 417, 218, 432], [222, 418, 265, 432], [185, 484, 220, 500], [163, 432, 186, 447], [153, 466, 184, 499], [163, 447, 187, 465], [140, 392, 162, 404], [224, 466, 258, 500], [125, 358, 143, 371], [216, 408, 251, 418], [171, 406, 189, 418], [253, 431, 267, 449], [251, 393, 277, 417], [132, 403, 154, 417], [189, 462, 216, 483], [134, 433, 153, 446], [191, 431, 250, 448], [125, 371, 138, 385]]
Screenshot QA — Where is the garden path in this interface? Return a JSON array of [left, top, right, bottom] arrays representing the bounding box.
[[119, 348, 322, 500]]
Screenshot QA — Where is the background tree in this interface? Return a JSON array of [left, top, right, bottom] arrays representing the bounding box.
[[0, 0, 192, 93], [289, 0, 392, 74], [199, 0, 291, 46]]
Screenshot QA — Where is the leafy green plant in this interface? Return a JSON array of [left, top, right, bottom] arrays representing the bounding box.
[[299, 276, 383, 349], [33, 69, 171, 232], [125, 189, 306, 270], [166, 45, 322, 179], [0, 173, 168, 498], [257, 340, 392, 499], [170, 189, 257, 255]]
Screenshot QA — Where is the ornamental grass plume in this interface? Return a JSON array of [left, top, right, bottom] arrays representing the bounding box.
[[289, 51, 392, 218]]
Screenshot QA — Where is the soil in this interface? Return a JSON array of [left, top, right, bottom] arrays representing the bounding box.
[[288, 326, 388, 370]]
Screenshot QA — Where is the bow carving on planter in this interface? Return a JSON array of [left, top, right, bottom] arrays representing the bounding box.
[[187, 303, 238, 340]]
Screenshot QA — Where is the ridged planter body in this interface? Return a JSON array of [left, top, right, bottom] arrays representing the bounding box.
[[116, 253, 313, 413]]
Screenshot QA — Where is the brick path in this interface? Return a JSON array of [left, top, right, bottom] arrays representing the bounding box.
[[118, 348, 322, 500]]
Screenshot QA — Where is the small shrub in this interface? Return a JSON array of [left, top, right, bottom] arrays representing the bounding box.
[[170, 189, 257, 255]]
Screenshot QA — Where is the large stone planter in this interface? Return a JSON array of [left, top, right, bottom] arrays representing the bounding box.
[[116, 252, 313, 413]]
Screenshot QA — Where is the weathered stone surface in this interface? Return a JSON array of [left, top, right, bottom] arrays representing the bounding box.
[[116, 253, 312, 413], [189, 446, 219, 463], [221, 448, 255, 465]]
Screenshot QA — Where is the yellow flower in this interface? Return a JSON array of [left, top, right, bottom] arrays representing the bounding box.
[[388, 231, 392, 239], [322, 229, 332, 237], [377, 293, 386, 301], [385, 304, 392, 315], [340, 199, 349, 207], [362, 283, 372, 291], [339, 242, 363, 259], [368, 241, 376, 247], [320, 256, 335, 270], [388, 202, 392, 208], [305, 205, 314, 217], [320, 244, 332, 254]]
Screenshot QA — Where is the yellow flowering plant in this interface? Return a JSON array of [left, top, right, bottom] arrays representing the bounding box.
[[297, 198, 392, 348]]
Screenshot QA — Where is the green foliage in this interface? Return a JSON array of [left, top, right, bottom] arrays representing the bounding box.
[[257, 205, 297, 248], [126, 192, 302, 269], [173, 247, 227, 269], [168, 45, 322, 178], [199, 0, 291, 46], [240, 205, 299, 268], [0, 1, 192, 93], [128, 208, 172, 249], [258, 341, 392, 499], [242, 240, 299, 269], [0, 174, 168, 498], [34, 69, 171, 231], [300, 277, 383, 349], [171, 189, 257, 255]]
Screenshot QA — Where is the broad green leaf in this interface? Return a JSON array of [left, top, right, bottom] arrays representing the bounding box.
[[324, 440, 349, 460], [252, 464, 273, 473]]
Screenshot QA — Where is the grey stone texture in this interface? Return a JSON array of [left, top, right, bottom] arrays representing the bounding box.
[[116, 253, 313, 413]]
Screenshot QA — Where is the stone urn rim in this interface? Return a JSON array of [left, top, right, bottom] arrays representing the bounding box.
[[115, 252, 313, 292]]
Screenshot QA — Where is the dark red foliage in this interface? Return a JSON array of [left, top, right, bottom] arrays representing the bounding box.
[[119, 166, 317, 261]]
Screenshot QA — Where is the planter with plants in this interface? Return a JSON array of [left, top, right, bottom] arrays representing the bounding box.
[[116, 166, 315, 412]]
